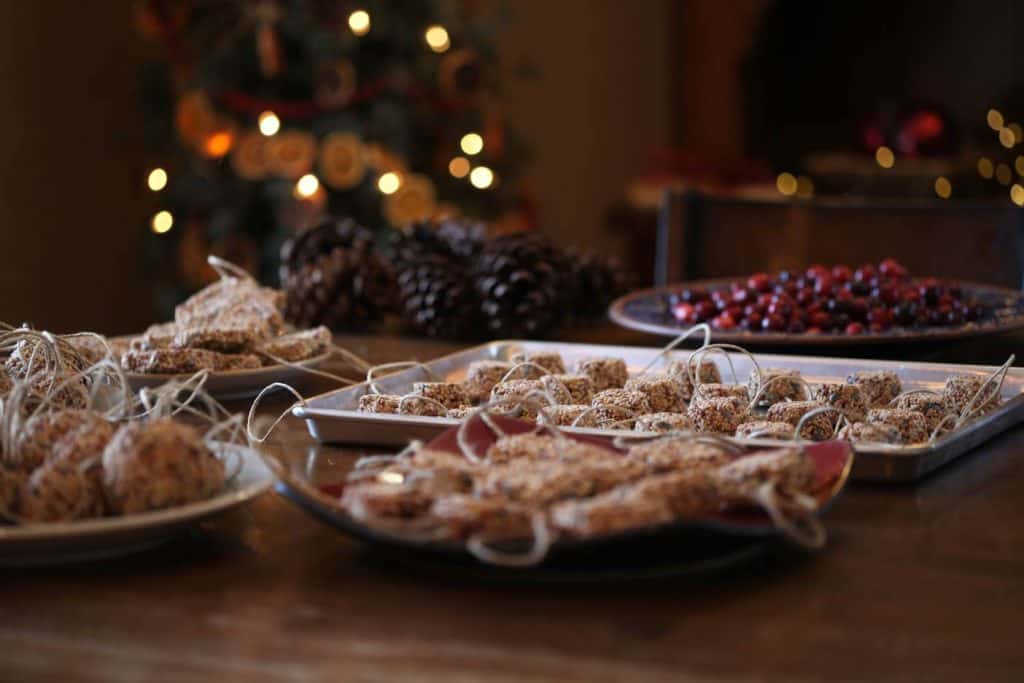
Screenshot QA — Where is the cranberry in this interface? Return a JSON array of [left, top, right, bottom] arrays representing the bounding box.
[[813, 276, 834, 295], [725, 304, 743, 320], [747, 272, 773, 293], [757, 293, 774, 307], [937, 293, 954, 308], [849, 281, 870, 296], [732, 288, 754, 304], [712, 312, 737, 330], [834, 313, 852, 329], [946, 308, 964, 325], [831, 265, 853, 283], [806, 264, 829, 280], [845, 322, 865, 335], [809, 311, 832, 329], [876, 286, 898, 305], [694, 300, 717, 321], [900, 287, 921, 303], [743, 312, 764, 330], [795, 287, 815, 306], [672, 302, 695, 322], [835, 287, 854, 302], [854, 264, 876, 282], [825, 298, 846, 314], [868, 322, 886, 333], [743, 303, 765, 317], [847, 298, 868, 321], [806, 326, 823, 334], [806, 301, 824, 315], [788, 320, 806, 333], [762, 313, 786, 331], [879, 258, 908, 279], [767, 300, 793, 317], [867, 308, 892, 326], [777, 269, 793, 283]]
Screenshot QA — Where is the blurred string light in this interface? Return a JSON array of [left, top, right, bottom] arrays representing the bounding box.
[[377, 171, 401, 194], [996, 163, 1013, 185], [460, 133, 483, 155], [775, 172, 797, 196], [1016, 155, 1024, 176], [295, 173, 320, 198], [348, 10, 370, 36], [1011, 184, 1024, 207], [1009, 123, 1023, 143], [978, 157, 994, 179], [875, 146, 895, 169], [258, 111, 280, 136], [448, 156, 470, 178], [934, 176, 952, 199], [999, 127, 1015, 148], [424, 25, 450, 53], [469, 166, 494, 189], [795, 175, 814, 198], [147, 168, 167, 191], [151, 210, 173, 234], [203, 131, 233, 157], [987, 109, 1004, 130]]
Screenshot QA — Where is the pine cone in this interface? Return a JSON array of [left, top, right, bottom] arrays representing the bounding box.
[[282, 242, 394, 331], [567, 248, 628, 319], [390, 219, 486, 268], [279, 217, 375, 283], [473, 233, 569, 338], [397, 255, 480, 339]]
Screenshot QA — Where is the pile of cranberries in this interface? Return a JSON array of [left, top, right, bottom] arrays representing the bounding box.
[[669, 258, 987, 335]]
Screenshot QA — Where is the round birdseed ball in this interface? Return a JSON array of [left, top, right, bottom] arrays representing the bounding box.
[[624, 375, 686, 413], [749, 368, 804, 406], [633, 412, 693, 433], [102, 419, 225, 514], [574, 357, 629, 392], [847, 370, 902, 408], [18, 460, 104, 522], [15, 409, 95, 471], [813, 382, 869, 423], [489, 379, 546, 418]]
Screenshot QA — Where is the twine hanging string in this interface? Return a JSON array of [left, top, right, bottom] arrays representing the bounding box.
[[747, 374, 814, 411], [638, 323, 712, 377], [689, 343, 763, 397]]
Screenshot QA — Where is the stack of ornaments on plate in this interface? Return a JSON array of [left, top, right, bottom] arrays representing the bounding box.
[[279, 217, 628, 340], [120, 273, 331, 375]]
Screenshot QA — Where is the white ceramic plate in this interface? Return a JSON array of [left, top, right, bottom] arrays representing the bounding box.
[[0, 444, 273, 565], [124, 352, 331, 400]]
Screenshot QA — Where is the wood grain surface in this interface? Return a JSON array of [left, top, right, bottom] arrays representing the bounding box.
[[2, 327, 1022, 682]]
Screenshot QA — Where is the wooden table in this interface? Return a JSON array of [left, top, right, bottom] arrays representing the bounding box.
[[2, 327, 1022, 681]]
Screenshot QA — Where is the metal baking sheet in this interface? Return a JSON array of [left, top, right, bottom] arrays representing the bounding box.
[[292, 340, 1024, 483]]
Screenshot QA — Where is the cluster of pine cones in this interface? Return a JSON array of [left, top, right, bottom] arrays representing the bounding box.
[[279, 217, 628, 339]]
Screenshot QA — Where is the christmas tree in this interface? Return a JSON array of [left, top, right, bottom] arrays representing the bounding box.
[[134, 0, 533, 312]]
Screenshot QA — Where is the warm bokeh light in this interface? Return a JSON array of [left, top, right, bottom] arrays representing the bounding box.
[[795, 175, 814, 198], [258, 111, 280, 136], [1009, 123, 1024, 144], [151, 210, 173, 234], [978, 157, 994, 179], [996, 163, 1012, 185], [999, 127, 1015, 149], [1016, 155, 1024, 176], [460, 133, 483, 155], [295, 173, 320, 198], [377, 171, 401, 194], [1011, 184, 1024, 207], [934, 176, 952, 199], [448, 156, 470, 178], [424, 25, 450, 53], [203, 131, 233, 157], [348, 10, 370, 36], [147, 168, 168, 191], [469, 166, 494, 189], [775, 172, 797, 196], [987, 109, 1004, 130], [378, 471, 404, 484], [875, 146, 895, 169]]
